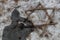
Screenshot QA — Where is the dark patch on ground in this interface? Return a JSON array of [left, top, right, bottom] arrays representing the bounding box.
[[2, 9, 34, 40]]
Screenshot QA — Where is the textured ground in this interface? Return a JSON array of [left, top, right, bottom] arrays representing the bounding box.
[[0, 0, 60, 40]]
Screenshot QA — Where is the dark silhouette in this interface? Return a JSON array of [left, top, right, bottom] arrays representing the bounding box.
[[2, 9, 34, 40]]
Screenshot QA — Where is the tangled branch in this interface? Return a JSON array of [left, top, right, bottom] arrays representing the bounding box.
[[25, 2, 58, 37]]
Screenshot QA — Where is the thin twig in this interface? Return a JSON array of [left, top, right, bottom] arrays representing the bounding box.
[[26, 8, 60, 11]]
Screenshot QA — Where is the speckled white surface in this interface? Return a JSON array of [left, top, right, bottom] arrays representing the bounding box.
[[0, 0, 60, 40]]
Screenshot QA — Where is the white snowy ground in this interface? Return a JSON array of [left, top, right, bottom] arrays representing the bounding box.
[[0, 0, 60, 40]]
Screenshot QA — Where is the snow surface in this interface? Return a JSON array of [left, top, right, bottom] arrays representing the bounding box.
[[0, 0, 60, 40]]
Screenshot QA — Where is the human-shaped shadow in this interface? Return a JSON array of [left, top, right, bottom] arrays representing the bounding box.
[[2, 9, 34, 40]]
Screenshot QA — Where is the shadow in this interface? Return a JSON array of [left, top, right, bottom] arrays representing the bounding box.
[[2, 9, 34, 40]]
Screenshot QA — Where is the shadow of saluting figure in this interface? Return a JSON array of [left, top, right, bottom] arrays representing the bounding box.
[[2, 9, 34, 40]]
